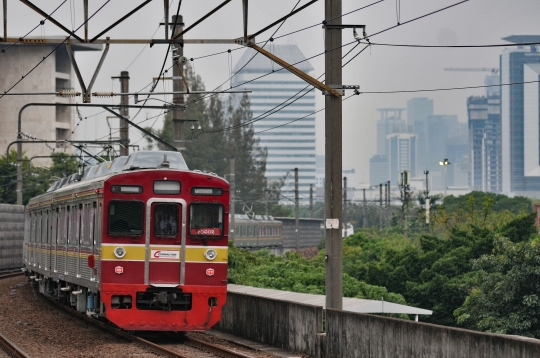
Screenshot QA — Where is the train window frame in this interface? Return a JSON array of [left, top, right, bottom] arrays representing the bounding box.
[[188, 203, 224, 238], [153, 203, 180, 238], [108, 200, 145, 237], [153, 180, 181, 195]]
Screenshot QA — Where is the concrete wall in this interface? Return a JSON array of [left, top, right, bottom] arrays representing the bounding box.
[[0, 204, 25, 270], [326, 308, 540, 358], [216, 292, 323, 357]]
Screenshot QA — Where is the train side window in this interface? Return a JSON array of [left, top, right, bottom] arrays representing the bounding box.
[[36, 212, 42, 243], [108, 200, 144, 236], [30, 213, 35, 242], [58, 207, 67, 245], [81, 204, 90, 246], [154, 204, 179, 237], [42, 211, 48, 243]]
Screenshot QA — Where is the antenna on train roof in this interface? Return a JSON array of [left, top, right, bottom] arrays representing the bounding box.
[[160, 154, 170, 168]]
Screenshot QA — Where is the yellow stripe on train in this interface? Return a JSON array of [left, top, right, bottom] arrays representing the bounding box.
[[100, 245, 228, 263]]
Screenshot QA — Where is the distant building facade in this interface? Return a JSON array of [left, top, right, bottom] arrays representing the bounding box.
[[501, 38, 540, 196], [0, 40, 100, 165], [407, 98, 434, 169], [386, 132, 417, 185], [232, 45, 316, 201]]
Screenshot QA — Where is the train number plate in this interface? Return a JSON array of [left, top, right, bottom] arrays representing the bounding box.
[[190, 228, 221, 236]]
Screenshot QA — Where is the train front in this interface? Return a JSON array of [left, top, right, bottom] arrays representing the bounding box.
[[98, 151, 229, 331]]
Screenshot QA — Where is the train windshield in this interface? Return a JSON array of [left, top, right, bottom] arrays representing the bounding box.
[[123, 151, 188, 171], [108, 200, 144, 236], [189, 204, 223, 237], [154, 204, 179, 237]]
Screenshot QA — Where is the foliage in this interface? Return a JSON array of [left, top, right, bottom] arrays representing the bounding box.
[[454, 237, 540, 338], [228, 241, 407, 305], [144, 64, 274, 214], [0, 151, 80, 205], [441, 191, 532, 216], [339, 212, 538, 327]]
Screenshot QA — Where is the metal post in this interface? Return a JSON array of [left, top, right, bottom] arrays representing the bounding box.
[[16, 137, 22, 205], [264, 178, 268, 216], [379, 184, 383, 231], [117, 71, 130, 156], [3, 0, 7, 42], [229, 157, 235, 243], [343, 177, 347, 235], [295, 168, 299, 251], [83, 0, 88, 42], [309, 184, 313, 218], [387, 180, 390, 227], [171, 15, 185, 149], [424, 170, 430, 227], [444, 164, 448, 197], [362, 188, 367, 228], [324, 0, 342, 310]]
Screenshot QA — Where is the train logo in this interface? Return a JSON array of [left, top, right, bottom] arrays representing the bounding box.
[[115, 266, 124, 274], [206, 268, 215, 276]]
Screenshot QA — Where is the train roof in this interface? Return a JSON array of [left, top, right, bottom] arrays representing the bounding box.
[[27, 151, 228, 207]]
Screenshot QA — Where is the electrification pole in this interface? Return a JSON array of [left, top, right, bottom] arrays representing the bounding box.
[[324, 0, 343, 310], [229, 157, 235, 243], [343, 177, 347, 235], [171, 14, 185, 149], [362, 188, 367, 228], [379, 183, 383, 231], [116, 71, 130, 156], [295, 167, 299, 251], [309, 184, 313, 218]]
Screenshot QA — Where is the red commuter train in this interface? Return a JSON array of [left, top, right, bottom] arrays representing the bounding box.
[[23, 151, 229, 331]]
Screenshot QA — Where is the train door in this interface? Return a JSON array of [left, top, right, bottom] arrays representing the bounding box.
[[50, 208, 57, 273], [145, 199, 186, 286], [41, 210, 48, 271], [93, 202, 101, 282]]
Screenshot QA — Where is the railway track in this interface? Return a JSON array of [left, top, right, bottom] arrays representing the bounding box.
[[43, 294, 256, 358], [0, 270, 31, 358]]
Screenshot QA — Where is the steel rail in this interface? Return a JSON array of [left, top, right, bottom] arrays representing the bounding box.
[[0, 331, 31, 358], [0, 272, 30, 358], [41, 295, 255, 358]]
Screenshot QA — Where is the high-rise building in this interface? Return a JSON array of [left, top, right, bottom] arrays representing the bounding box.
[[467, 94, 501, 192], [0, 40, 100, 165], [232, 45, 316, 200], [407, 98, 434, 168], [386, 132, 417, 185], [501, 36, 540, 196], [369, 154, 388, 186], [376, 108, 407, 155]]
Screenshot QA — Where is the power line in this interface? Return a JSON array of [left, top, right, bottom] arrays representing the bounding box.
[[356, 40, 540, 48], [360, 79, 540, 94], [0, 0, 112, 99], [0, 0, 67, 55]]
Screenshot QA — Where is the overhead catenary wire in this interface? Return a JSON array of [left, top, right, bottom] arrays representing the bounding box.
[[0, 0, 112, 99], [0, 0, 67, 55]]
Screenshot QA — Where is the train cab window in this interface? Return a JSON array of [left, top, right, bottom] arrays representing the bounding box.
[[154, 204, 179, 237], [109, 201, 144, 236], [189, 204, 223, 238]]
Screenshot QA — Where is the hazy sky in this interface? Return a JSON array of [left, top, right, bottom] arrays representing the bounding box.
[[3, 0, 540, 184]]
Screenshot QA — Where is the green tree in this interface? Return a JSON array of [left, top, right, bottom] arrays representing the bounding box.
[[455, 236, 540, 338]]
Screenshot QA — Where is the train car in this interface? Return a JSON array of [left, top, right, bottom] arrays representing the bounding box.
[[233, 214, 283, 252], [23, 151, 229, 331]]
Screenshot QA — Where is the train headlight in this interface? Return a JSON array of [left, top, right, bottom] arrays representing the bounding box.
[[114, 246, 126, 258], [204, 249, 217, 261]]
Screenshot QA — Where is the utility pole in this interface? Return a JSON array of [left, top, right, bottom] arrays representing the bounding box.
[[362, 188, 368, 228], [229, 157, 235, 243], [400, 171, 410, 238], [171, 14, 185, 150], [114, 71, 130, 156], [324, 0, 343, 311], [379, 183, 383, 231], [424, 170, 430, 228], [343, 177, 347, 236], [264, 178, 268, 216], [295, 168, 299, 251], [387, 180, 391, 227], [309, 184, 313, 218]]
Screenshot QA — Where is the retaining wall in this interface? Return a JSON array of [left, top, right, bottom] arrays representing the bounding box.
[[325, 308, 540, 358], [215, 292, 323, 357], [0, 204, 24, 270], [217, 291, 540, 357]]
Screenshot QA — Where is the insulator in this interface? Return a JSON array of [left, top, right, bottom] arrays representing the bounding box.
[[58, 90, 80, 97], [92, 92, 115, 97]]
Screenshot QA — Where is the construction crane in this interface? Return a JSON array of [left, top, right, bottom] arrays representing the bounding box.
[[444, 67, 499, 74]]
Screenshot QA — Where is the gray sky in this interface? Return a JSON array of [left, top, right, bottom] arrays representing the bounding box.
[[3, 0, 540, 184]]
